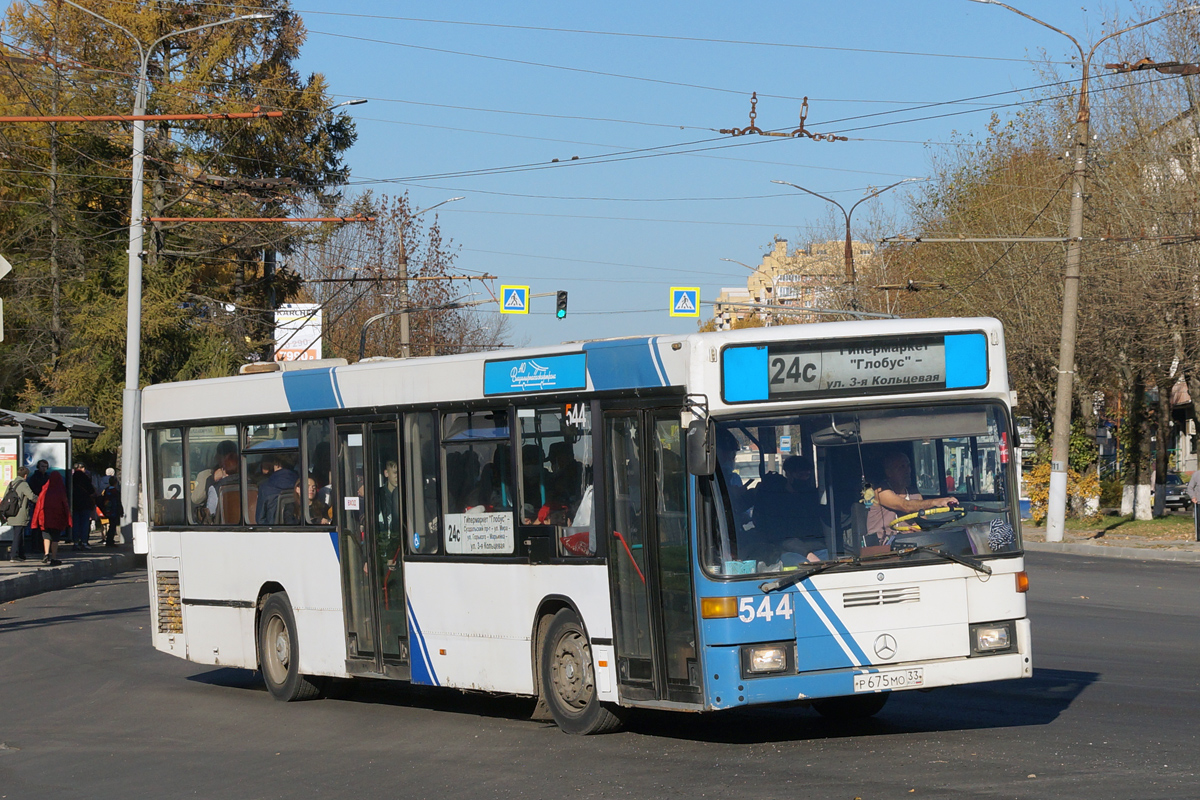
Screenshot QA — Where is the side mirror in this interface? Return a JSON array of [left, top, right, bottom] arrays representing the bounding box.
[[687, 419, 715, 476]]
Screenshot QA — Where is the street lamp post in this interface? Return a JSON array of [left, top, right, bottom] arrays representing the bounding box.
[[396, 197, 463, 358], [60, 1, 269, 535], [771, 178, 918, 290], [969, 0, 1198, 541], [721, 257, 780, 326]]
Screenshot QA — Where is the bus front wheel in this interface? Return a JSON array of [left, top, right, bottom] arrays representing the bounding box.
[[259, 592, 322, 702], [540, 609, 623, 735], [812, 692, 889, 719]]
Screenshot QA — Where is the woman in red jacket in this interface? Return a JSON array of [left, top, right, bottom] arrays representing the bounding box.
[[32, 471, 69, 566]]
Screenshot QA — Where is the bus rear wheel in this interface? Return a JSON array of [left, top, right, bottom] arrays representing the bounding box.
[[259, 592, 322, 702], [540, 609, 623, 735], [812, 692, 889, 719]]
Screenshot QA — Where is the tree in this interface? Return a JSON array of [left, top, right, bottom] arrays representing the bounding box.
[[890, 3, 1200, 516], [295, 192, 508, 360], [0, 0, 356, 456]]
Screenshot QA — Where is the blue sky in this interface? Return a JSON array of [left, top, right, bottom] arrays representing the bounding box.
[[291, 1, 1116, 347]]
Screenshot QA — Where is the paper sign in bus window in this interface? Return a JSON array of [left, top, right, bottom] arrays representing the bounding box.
[[444, 511, 515, 555]]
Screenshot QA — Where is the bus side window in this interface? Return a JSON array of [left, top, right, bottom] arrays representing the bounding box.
[[187, 424, 241, 525], [150, 428, 185, 526], [518, 404, 595, 557], [303, 419, 333, 525], [405, 411, 441, 554]]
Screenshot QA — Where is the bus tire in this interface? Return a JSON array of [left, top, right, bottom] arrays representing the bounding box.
[[540, 609, 623, 735], [259, 592, 321, 702], [812, 692, 889, 719]]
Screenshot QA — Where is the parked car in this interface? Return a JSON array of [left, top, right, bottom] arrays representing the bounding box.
[[1164, 473, 1191, 510]]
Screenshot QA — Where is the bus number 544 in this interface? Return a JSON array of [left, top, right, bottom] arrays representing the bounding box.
[[738, 594, 793, 623]]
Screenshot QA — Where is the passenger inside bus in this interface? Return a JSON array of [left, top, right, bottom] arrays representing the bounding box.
[[255, 454, 300, 525], [204, 441, 240, 524]]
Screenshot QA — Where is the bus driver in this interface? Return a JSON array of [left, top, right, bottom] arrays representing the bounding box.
[[867, 451, 958, 546]]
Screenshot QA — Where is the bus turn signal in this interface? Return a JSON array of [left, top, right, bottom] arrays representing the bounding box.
[[701, 597, 739, 619]]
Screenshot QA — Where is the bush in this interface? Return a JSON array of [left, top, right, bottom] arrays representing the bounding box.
[[1099, 477, 1123, 508], [1025, 462, 1102, 525]]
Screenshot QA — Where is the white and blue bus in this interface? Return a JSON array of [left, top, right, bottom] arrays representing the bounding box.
[[138, 316, 1030, 734]]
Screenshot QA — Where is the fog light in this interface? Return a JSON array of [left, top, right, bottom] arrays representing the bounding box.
[[748, 646, 787, 673], [971, 622, 1013, 654]]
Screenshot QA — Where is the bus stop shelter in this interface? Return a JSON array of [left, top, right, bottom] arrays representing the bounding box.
[[0, 408, 105, 552]]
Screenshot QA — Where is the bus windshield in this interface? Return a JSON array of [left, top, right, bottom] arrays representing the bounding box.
[[704, 402, 1020, 577]]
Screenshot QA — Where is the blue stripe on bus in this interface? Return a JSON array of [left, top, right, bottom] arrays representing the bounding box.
[[329, 531, 339, 561], [281, 368, 344, 412], [722, 345, 769, 402], [582, 338, 666, 390], [944, 332, 988, 388], [804, 583, 872, 666], [330, 368, 345, 407], [406, 599, 440, 686], [792, 586, 861, 671], [648, 338, 668, 384]]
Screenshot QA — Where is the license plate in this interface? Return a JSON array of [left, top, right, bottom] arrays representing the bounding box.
[[853, 667, 924, 692]]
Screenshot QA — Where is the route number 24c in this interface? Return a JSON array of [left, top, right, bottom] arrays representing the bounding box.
[[738, 595, 793, 623]]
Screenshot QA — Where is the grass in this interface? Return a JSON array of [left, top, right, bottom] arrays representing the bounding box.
[[1028, 512, 1198, 541]]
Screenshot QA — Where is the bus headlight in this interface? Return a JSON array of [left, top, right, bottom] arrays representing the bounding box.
[[740, 642, 793, 677], [970, 622, 1014, 654]]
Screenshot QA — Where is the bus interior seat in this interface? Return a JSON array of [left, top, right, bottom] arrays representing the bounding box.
[[276, 493, 298, 525], [217, 485, 241, 524], [156, 499, 186, 526]]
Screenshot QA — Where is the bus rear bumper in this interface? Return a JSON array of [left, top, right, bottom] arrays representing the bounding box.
[[705, 618, 1032, 710]]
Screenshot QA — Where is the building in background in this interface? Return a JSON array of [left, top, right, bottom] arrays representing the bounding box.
[[710, 238, 875, 329]]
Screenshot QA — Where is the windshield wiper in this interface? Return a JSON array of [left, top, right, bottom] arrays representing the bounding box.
[[759, 547, 905, 593], [895, 544, 992, 575], [759, 558, 852, 593], [759, 544, 992, 594]]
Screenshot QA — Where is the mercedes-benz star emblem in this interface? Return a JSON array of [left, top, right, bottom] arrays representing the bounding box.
[[874, 633, 898, 660]]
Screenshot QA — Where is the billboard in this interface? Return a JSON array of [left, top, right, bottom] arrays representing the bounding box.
[[274, 303, 323, 361]]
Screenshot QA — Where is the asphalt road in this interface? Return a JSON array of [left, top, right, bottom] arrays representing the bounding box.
[[0, 552, 1196, 800]]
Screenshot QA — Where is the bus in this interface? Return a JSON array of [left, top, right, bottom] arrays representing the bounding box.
[[137, 316, 1031, 734]]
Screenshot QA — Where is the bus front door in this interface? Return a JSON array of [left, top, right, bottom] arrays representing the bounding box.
[[336, 423, 408, 675], [604, 408, 701, 706]]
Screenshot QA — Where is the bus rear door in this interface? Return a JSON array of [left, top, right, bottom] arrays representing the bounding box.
[[336, 422, 407, 675]]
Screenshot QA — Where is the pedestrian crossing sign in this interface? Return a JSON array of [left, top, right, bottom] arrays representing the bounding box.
[[670, 287, 700, 318], [500, 285, 530, 314]]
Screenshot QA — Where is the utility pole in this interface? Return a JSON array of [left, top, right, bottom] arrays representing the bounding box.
[[970, 0, 1198, 541]]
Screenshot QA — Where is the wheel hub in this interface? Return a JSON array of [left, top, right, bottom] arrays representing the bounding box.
[[552, 630, 593, 711]]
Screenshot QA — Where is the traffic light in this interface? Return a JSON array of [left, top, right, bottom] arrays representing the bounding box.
[[556, 290, 568, 319]]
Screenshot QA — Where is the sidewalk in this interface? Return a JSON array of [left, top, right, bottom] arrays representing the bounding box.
[[1022, 519, 1200, 563], [0, 527, 140, 604]]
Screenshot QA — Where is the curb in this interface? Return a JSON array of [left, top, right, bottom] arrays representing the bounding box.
[[1025, 540, 1200, 563], [0, 550, 140, 603]]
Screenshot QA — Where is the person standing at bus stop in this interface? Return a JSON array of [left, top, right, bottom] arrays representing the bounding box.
[[1187, 469, 1200, 541], [70, 464, 96, 550], [6, 467, 38, 561], [31, 471, 69, 566]]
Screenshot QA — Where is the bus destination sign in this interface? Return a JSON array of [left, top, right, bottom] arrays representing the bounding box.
[[722, 332, 988, 403], [769, 337, 944, 396]]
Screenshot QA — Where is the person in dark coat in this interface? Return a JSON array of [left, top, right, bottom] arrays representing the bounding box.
[[100, 476, 123, 547], [70, 464, 96, 550], [31, 471, 69, 565]]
